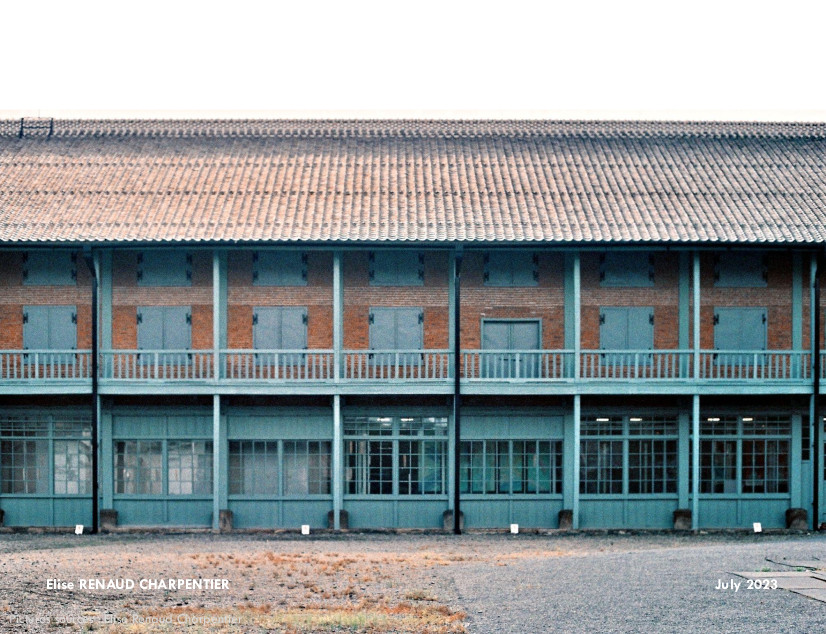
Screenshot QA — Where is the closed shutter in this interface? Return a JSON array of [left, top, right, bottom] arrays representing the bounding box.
[[601, 252, 653, 286], [482, 321, 509, 350], [369, 308, 396, 350], [138, 251, 191, 286], [369, 251, 423, 286], [485, 252, 538, 287], [23, 306, 77, 350], [715, 308, 766, 350], [394, 308, 423, 349], [600, 307, 628, 350], [162, 307, 191, 350], [626, 308, 654, 350], [23, 251, 76, 286], [281, 308, 308, 350], [23, 306, 50, 349], [253, 252, 307, 286], [253, 307, 282, 349], [714, 253, 767, 287], [137, 307, 164, 350]]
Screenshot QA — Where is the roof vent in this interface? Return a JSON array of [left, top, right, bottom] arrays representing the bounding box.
[[18, 117, 54, 138]]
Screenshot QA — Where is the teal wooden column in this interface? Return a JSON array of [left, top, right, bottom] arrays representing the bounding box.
[[99, 250, 113, 353], [213, 250, 227, 379], [677, 411, 689, 510], [211, 395, 226, 530], [333, 394, 342, 529], [332, 251, 343, 529], [572, 394, 581, 528], [100, 408, 113, 509], [692, 252, 700, 530], [447, 250, 456, 512], [333, 251, 343, 382], [791, 413, 803, 508]]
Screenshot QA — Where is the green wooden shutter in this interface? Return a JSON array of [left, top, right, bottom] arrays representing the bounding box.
[[601, 252, 653, 287], [253, 252, 307, 286], [369, 251, 422, 286], [48, 306, 77, 350], [23, 306, 50, 349], [369, 308, 396, 350], [137, 307, 164, 350], [626, 308, 654, 350], [714, 252, 766, 287], [138, 251, 191, 286], [253, 307, 282, 349], [163, 306, 192, 350], [600, 307, 628, 350], [23, 251, 76, 286]]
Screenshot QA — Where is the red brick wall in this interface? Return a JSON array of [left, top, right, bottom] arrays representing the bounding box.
[[580, 252, 679, 349], [111, 250, 213, 349], [343, 251, 450, 349], [0, 250, 93, 348], [461, 251, 565, 349], [226, 251, 333, 349]]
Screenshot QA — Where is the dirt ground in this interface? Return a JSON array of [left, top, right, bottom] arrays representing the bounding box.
[[0, 530, 821, 633]]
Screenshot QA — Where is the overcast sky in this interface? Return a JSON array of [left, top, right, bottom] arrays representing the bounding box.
[[3, 0, 825, 120]]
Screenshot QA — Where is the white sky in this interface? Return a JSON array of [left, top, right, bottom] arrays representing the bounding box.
[[3, 0, 825, 121]]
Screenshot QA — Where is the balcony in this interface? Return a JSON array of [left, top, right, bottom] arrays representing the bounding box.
[[0, 348, 820, 395]]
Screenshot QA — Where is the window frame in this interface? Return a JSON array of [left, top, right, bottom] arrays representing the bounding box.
[[113, 437, 213, 497]]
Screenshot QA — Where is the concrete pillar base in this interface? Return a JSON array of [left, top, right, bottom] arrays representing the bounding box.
[[442, 510, 464, 531], [786, 508, 808, 530], [219, 509, 233, 533], [673, 509, 692, 530], [327, 510, 349, 530], [100, 509, 118, 532], [558, 509, 574, 530]]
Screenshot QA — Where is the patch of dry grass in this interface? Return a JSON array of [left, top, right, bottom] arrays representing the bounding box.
[[106, 601, 466, 633]]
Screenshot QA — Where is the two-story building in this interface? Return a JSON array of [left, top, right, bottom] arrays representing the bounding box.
[[0, 118, 824, 531]]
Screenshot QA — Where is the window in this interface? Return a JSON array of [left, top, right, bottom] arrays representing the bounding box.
[[0, 416, 90, 496], [369, 251, 423, 286], [137, 251, 192, 286], [114, 439, 212, 496], [23, 306, 77, 351], [600, 252, 654, 286], [713, 308, 766, 350], [344, 416, 447, 496], [714, 252, 767, 287], [253, 307, 307, 350], [480, 320, 541, 378], [580, 416, 678, 495], [695, 415, 790, 494], [460, 440, 562, 494], [137, 306, 191, 351], [167, 441, 213, 495], [228, 440, 331, 496], [484, 251, 538, 286], [599, 307, 654, 357], [23, 251, 76, 286], [253, 251, 307, 286]]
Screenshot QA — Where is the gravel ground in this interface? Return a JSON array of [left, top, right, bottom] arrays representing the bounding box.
[[0, 531, 824, 632]]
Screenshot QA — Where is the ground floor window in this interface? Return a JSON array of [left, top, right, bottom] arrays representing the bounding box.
[[114, 439, 212, 495], [0, 416, 90, 495], [228, 440, 331, 496], [345, 416, 447, 495], [580, 416, 678, 495], [696, 415, 790, 494], [460, 440, 562, 494]]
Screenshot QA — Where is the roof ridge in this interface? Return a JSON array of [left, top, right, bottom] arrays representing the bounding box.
[[2, 118, 826, 139]]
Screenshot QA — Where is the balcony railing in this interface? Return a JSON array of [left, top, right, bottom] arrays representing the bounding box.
[[101, 350, 214, 380], [344, 350, 452, 380], [0, 349, 821, 385], [223, 350, 334, 380], [463, 350, 573, 380], [0, 350, 92, 379]]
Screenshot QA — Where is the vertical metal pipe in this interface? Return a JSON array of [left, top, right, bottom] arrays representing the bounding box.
[[83, 248, 99, 534], [692, 394, 700, 531], [452, 247, 463, 535], [813, 252, 822, 529], [333, 394, 342, 530]]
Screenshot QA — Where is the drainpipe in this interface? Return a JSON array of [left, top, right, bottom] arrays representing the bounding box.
[[82, 248, 99, 535], [452, 246, 463, 535], [814, 250, 822, 530]]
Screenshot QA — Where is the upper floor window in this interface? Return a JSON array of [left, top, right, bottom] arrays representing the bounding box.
[[713, 307, 766, 351], [253, 251, 307, 286], [484, 251, 538, 286], [23, 305, 77, 351], [137, 306, 191, 351], [369, 251, 423, 286], [23, 251, 76, 286], [599, 307, 654, 351], [253, 307, 308, 350], [137, 251, 192, 287], [713, 252, 767, 287], [600, 252, 654, 287], [369, 307, 423, 351]]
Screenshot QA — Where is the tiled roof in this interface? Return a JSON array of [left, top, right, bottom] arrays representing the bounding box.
[[0, 118, 825, 245]]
